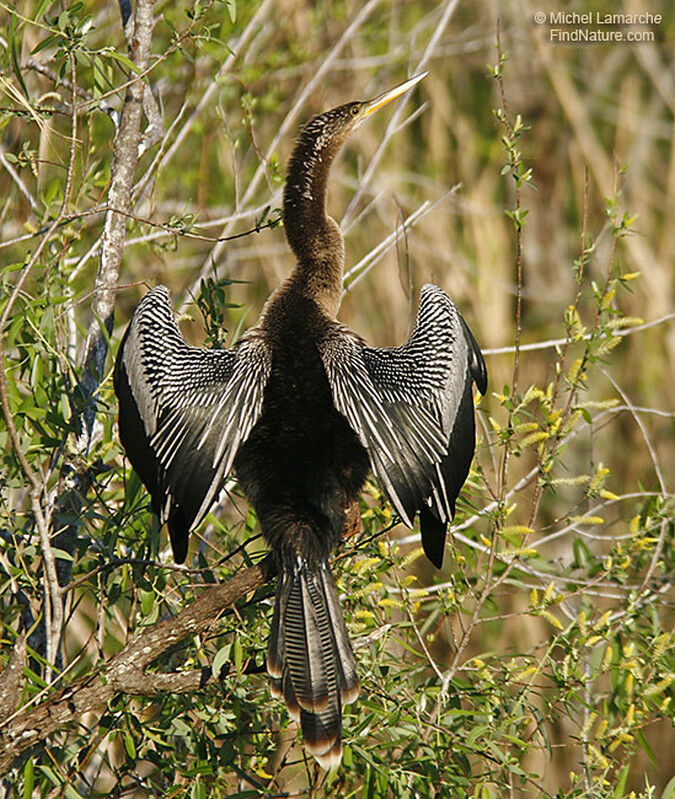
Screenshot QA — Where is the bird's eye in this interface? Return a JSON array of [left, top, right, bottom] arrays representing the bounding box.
[[350, 105, 360, 116]]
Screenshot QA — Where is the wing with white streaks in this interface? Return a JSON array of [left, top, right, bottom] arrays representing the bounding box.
[[319, 284, 486, 568], [114, 285, 271, 562]]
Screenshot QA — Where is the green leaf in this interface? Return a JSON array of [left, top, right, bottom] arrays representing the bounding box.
[[636, 730, 657, 767], [212, 643, 231, 679], [22, 759, 34, 799], [31, 33, 61, 54], [108, 50, 140, 73], [572, 536, 592, 568], [171, 717, 192, 738], [613, 764, 629, 798], [233, 635, 243, 673], [36, 765, 61, 787], [10, 23, 30, 100], [123, 731, 136, 760], [140, 589, 154, 616], [466, 724, 488, 748], [35, 0, 53, 19], [226, 1, 236, 23], [662, 776, 675, 799], [51, 548, 74, 561]]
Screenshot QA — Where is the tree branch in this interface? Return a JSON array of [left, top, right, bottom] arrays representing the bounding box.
[[45, 0, 157, 671], [0, 556, 275, 772], [79, 0, 155, 444], [0, 635, 26, 724]]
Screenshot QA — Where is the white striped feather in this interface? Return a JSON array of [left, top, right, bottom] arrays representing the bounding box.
[[319, 565, 359, 704], [121, 285, 271, 534], [283, 569, 330, 713], [318, 283, 476, 536]]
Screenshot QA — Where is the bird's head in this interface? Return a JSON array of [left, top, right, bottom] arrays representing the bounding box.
[[298, 71, 428, 155]]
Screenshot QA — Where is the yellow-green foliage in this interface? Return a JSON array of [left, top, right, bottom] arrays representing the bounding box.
[[0, 2, 672, 798]]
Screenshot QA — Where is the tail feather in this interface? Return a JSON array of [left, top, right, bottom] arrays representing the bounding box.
[[303, 570, 341, 706], [314, 737, 343, 771], [281, 668, 300, 723], [286, 572, 330, 712], [268, 558, 357, 768], [319, 567, 360, 704], [267, 587, 283, 679], [301, 702, 341, 756]]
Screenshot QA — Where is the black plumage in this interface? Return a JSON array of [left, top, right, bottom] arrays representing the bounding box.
[[114, 72, 487, 768]]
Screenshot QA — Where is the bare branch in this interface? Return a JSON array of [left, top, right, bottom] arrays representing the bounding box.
[[0, 636, 26, 724], [79, 0, 156, 445], [482, 313, 675, 355]]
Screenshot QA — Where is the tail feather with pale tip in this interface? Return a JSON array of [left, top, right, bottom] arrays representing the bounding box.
[[268, 559, 359, 768]]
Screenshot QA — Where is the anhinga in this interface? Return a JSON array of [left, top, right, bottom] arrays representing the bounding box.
[[114, 72, 487, 769]]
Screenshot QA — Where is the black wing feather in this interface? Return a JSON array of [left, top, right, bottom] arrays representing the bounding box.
[[114, 286, 270, 562], [319, 284, 486, 568], [419, 505, 447, 569]]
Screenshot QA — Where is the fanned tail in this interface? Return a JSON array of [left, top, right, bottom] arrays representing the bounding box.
[[268, 558, 359, 769]]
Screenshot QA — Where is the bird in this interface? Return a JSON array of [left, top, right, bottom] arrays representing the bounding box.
[[113, 72, 487, 770]]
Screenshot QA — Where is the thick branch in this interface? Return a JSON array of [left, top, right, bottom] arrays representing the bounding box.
[[0, 636, 26, 724], [119, 660, 266, 696], [0, 557, 275, 773]]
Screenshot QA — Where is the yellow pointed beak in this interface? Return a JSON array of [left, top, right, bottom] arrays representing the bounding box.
[[360, 71, 428, 120]]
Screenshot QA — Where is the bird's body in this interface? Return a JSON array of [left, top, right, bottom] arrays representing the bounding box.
[[114, 73, 487, 768], [234, 288, 370, 567]]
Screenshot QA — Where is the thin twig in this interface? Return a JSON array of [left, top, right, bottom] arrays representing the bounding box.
[[0, 150, 40, 213], [481, 313, 675, 355], [494, 20, 524, 501]]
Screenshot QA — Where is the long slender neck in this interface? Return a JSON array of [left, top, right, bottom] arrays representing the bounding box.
[[282, 120, 347, 316]]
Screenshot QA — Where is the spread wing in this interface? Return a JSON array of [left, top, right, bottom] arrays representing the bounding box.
[[114, 285, 271, 562], [319, 284, 487, 568]]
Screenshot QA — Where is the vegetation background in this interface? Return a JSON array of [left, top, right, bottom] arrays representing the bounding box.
[[0, 0, 672, 796]]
